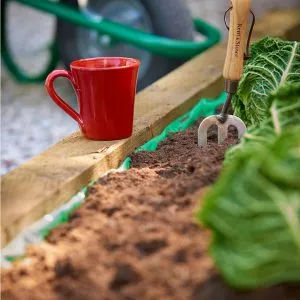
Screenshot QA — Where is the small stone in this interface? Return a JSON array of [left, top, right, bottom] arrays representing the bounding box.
[[54, 258, 74, 278], [110, 264, 141, 290]]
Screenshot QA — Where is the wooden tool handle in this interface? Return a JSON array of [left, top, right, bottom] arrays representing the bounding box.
[[223, 0, 251, 81]]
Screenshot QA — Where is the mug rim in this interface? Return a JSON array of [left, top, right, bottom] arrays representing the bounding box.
[[70, 57, 140, 71]]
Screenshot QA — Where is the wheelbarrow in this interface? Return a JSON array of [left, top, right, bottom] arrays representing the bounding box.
[[1, 0, 221, 90]]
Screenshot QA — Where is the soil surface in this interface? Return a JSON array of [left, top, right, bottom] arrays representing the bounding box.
[[2, 121, 299, 300]]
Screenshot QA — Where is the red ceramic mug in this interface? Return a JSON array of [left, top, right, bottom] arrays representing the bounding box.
[[45, 57, 140, 140]]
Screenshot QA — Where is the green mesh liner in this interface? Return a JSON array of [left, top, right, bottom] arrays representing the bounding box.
[[1, 93, 226, 266], [39, 196, 85, 239]]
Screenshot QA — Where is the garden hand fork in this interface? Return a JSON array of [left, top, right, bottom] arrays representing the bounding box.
[[198, 0, 254, 146]]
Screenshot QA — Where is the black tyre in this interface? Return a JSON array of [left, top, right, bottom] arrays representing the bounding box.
[[56, 0, 194, 90]]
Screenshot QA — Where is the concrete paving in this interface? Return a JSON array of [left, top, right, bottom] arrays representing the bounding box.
[[1, 0, 299, 175]]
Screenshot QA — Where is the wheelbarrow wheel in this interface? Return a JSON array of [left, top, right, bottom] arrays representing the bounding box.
[[56, 0, 194, 90]]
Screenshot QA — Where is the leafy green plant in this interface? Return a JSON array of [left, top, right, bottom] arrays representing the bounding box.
[[198, 125, 300, 289], [232, 37, 300, 126], [197, 37, 300, 289], [226, 82, 300, 163]]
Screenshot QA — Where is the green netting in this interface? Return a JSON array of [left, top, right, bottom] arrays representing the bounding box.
[[1, 93, 226, 265], [39, 195, 86, 239]]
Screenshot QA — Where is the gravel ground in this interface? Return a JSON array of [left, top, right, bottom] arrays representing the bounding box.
[[1, 0, 299, 175]]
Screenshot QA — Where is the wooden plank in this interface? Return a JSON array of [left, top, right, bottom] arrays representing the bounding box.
[[1, 9, 300, 247]]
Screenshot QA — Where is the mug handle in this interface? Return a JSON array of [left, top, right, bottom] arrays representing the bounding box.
[[45, 70, 83, 127]]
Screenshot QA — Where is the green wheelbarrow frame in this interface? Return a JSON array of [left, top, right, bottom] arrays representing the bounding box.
[[1, 0, 222, 83]]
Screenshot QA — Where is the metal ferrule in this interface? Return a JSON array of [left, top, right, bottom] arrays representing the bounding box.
[[217, 80, 239, 123], [224, 79, 240, 94]]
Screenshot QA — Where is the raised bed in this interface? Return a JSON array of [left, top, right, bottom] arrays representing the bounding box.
[[5, 117, 298, 300], [1, 8, 300, 300]]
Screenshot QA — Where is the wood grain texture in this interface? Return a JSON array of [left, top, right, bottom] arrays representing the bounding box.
[[1, 9, 300, 247], [223, 0, 252, 80]]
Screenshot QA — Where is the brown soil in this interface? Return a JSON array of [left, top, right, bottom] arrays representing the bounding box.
[[2, 121, 299, 300]]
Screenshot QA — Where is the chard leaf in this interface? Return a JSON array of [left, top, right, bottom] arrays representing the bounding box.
[[198, 126, 300, 289], [232, 37, 300, 126], [226, 83, 300, 162]]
